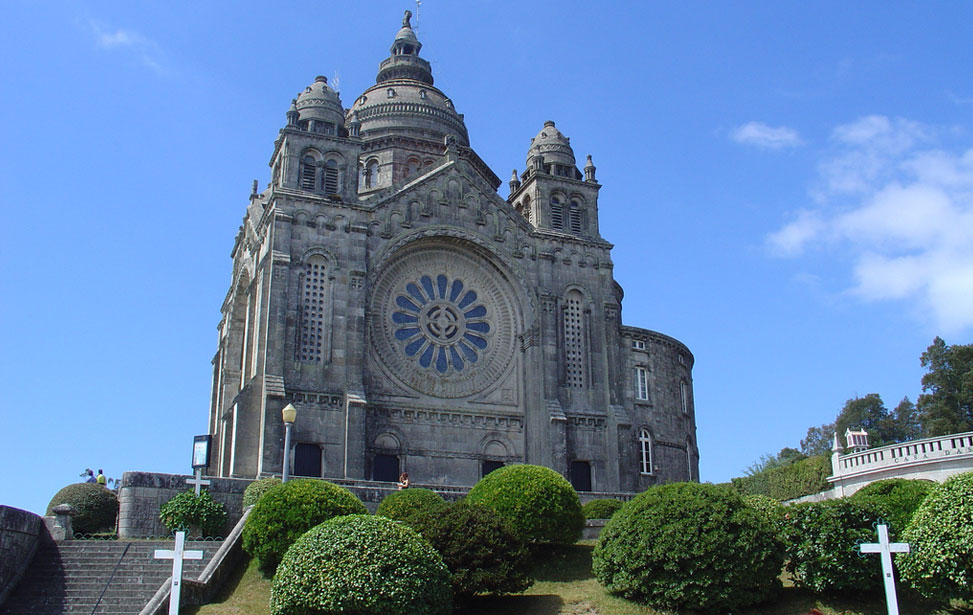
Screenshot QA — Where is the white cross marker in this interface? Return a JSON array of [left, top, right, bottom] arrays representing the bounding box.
[[186, 468, 211, 496], [154, 531, 204, 615], [860, 523, 910, 615]]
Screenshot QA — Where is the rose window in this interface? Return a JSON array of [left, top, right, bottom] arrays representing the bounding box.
[[392, 274, 491, 374]]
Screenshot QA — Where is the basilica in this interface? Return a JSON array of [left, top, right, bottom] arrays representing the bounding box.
[[206, 12, 698, 494]]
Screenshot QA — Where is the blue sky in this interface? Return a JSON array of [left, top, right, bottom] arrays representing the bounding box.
[[2, 1, 972, 515]]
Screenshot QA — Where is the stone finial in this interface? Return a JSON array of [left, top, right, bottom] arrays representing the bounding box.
[[584, 154, 597, 182], [47, 504, 75, 541], [832, 431, 844, 453], [286, 98, 299, 126], [509, 169, 521, 193], [403, 9, 412, 28]]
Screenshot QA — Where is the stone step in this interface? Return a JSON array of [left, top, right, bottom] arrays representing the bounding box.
[[0, 538, 221, 615]]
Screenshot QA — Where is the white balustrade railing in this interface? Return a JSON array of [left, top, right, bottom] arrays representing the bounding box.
[[831, 431, 973, 479]]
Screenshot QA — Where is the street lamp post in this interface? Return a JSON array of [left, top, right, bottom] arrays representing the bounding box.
[[281, 403, 297, 483]]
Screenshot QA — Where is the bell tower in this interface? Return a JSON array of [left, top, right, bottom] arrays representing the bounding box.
[[507, 121, 601, 239]]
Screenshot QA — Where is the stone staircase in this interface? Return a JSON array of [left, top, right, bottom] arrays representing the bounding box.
[[0, 539, 217, 615]]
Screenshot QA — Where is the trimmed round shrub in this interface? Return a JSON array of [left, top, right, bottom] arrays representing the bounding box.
[[376, 487, 446, 522], [582, 498, 623, 520], [743, 494, 788, 540], [783, 498, 886, 592], [850, 478, 934, 536], [242, 476, 281, 508], [47, 483, 118, 535], [466, 464, 584, 544], [159, 490, 227, 538], [899, 472, 973, 601], [242, 478, 367, 572], [405, 501, 532, 601], [593, 482, 783, 613], [271, 514, 451, 615]]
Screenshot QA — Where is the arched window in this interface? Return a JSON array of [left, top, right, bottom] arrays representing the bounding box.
[[550, 196, 563, 229], [634, 366, 649, 400], [406, 158, 420, 178], [639, 429, 653, 475], [523, 195, 532, 224], [323, 159, 339, 194], [300, 155, 317, 190], [681, 380, 690, 415], [570, 200, 583, 233], [300, 255, 328, 362], [563, 290, 586, 388], [363, 159, 379, 189]]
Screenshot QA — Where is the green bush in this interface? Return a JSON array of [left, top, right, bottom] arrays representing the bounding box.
[[242, 478, 367, 572], [743, 494, 788, 540], [582, 498, 623, 520], [270, 514, 451, 615], [593, 482, 783, 613], [159, 490, 227, 538], [465, 464, 584, 544], [46, 483, 118, 535], [899, 472, 973, 601], [731, 454, 832, 500], [242, 476, 281, 508], [850, 478, 934, 536], [405, 501, 532, 601], [376, 487, 446, 522], [783, 498, 886, 592]]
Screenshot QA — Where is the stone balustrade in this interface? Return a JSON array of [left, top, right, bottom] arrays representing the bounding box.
[[829, 431, 973, 497]]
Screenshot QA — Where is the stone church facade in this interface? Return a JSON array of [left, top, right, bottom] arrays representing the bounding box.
[[206, 12, 698, 493]]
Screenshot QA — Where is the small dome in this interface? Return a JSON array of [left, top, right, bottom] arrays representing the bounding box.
[[527, 120, 575, 166], [295, 75, 345, 126]]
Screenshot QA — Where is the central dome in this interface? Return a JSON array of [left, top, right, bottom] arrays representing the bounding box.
[[347, 11, 469, 145]]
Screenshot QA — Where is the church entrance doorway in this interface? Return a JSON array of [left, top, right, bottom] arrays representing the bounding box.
[[570, 460, 591, 492], [373, 454, 400, 482], [294, 443, 321, 477], [481, 460, 504, 477]]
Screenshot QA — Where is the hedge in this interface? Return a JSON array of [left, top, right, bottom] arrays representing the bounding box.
[[242, 477, 281, 508], [899, 472, 973, 602], [593, 482, 783, 613], [850, 478, 934, 536], [270, 514, 451, 615], [405, 501, 532, 600], [376, 487, 446, 522], [466, 464, 584, 545], [159, 489, 227, 538], [582, 498, 624, 520], [46, 483, 118, 535], [242, 478, 367, 572], [731, 454, 831, 501], [783, 498, 887, 592]]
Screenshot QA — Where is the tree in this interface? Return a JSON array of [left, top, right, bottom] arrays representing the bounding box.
[[917, 337, 973, 436], [801, 422, 835, 456], [891, 396, 921, 441], [834, 394, 896, 447], [744, 447, 806, 476]]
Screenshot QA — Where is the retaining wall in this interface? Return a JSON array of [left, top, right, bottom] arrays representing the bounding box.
[[0, 505, 43, 607]]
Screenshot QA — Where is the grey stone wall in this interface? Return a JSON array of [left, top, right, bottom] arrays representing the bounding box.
[[117, 471, 250, 538], [117, 471, 479, 536], [0, 505, 43, 607]]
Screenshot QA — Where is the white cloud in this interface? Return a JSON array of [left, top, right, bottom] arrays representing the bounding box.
[[767, 210, 823, 256], [731, 122, 803, 149], [85, 19, 167, 75], [767, 115, 973, 334]]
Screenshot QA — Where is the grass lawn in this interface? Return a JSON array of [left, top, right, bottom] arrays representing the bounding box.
[[189, 542, 971, 615]]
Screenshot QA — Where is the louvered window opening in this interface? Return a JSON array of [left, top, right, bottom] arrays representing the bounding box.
[[564, 296, 585, 387], [301, 261, 326, 362]]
